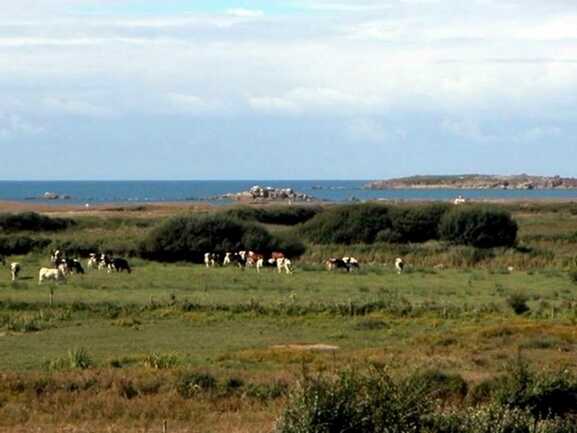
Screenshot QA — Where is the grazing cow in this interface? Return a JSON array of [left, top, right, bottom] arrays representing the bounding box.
[[223, 252, 232, 266], [111, 257, 131, 273], [66, 259, 85, 274], [39, 267, 66, 284], [342, 257, 360, 271], [326, 257, 348, 271], [277, 257, 293, 274], [271, 252, 285, 261], [204, 252, 221, 268], [227, 252, 247, 269], [395, 258, 404, 274], [10, 262, 20, 281], [87, 253, 99, 271], [50, 249, 64, 266], [99, 254, 113, 272]]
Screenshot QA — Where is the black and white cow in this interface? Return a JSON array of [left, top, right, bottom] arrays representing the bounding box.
[[111, 257, 131, 273]]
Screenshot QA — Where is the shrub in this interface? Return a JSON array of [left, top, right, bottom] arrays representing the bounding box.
[[439, 206, 518, 248], [143, 353, 179, 370], [140, 214, 303, 262], [176, 372, 217, 399], [225, 206, 323, 225], [299, 204, 392, 244], [0, 236, 51, 255], [275, 369, 433, 433], [388, 204, 450, 243], [507, 293, 530, 315], [0, 212, 74, 232], [496, 357, 577, 419], [411, 369, 468, 401]]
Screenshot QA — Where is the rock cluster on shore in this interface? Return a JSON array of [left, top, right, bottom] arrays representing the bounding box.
[[26, 192, 72, 200], [215, 185, 315, 202]]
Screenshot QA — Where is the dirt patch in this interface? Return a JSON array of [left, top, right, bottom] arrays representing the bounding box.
[[271, 344, 339, 352]]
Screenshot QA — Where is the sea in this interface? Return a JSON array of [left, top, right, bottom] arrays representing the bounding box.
[[1, 180, 577, 205]]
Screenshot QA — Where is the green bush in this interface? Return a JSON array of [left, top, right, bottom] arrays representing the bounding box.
[[0, 212, 74, 232], [411, 369, 468, 401], [176, 372, 217, 398], [224, 206, 323, 225], [388, 204, 450, 243], [439, 206, 518, 248], [140, 214, 304, 262], [275, 369, 433, 433], [507, 293, 531, 315], [299, 204, 392, 244], [496, 358, 577, 419], [0, 236, 51, 255]]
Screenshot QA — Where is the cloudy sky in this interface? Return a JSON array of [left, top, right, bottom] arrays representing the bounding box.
[[1, 0, 577, 180]]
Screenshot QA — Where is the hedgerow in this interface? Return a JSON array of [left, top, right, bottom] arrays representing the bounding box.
[[139, 214, 305, 262], [0, 212, 74, 232]]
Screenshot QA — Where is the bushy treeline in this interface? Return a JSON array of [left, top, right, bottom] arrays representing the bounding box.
[[0, 236, 51, 255], [0, 212, 75, 232], [140, 214, 305, 262], [224, 205, 323, 226], [276, 362, 577, 433], [298, 203, 517, 248], [0, 236, 139, 257]]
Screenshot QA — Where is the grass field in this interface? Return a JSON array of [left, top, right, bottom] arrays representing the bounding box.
[[1, 202, 577, 432]]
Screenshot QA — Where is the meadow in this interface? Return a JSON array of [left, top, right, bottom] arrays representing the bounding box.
[[0, 202, 577, 432]]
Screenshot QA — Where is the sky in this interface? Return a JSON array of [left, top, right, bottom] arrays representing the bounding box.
[[1, 0, 577, 180]]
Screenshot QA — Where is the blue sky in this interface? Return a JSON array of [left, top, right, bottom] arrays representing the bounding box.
[[1, 0, 577, 180], [75, 0, 298, 16]]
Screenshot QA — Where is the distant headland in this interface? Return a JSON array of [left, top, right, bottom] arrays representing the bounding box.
[[365, 174, 577, 190]]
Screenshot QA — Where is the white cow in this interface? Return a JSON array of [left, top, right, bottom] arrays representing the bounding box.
[[276, 257, 293, 274], [395, 258, 405, 274], [10, 262, 21, 281], [87, 253, 99, 271], [38, 267, 66, 284]]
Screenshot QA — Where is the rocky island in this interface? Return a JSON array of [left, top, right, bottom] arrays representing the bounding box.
[[365, 174, 577, 190], [214, 185, 316, 202]]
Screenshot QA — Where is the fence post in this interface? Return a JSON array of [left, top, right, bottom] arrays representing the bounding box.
[[162, 419, 167, 433], [49, 287, 54, 306]]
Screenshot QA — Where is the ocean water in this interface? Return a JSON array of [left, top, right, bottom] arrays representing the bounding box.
[[0, 180, 577, 205]]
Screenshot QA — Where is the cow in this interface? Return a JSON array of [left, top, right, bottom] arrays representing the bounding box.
[[10, 262, 20, 281], [395, 258, 405, 274], [111, 257, 131, 273], [326, 257, 348, 271], [204, 252, 221, 268], [50, 249, 64, 266], [255, 256, 278, 273], [342, 257, 360, 271], [276, 257, 293, 274], [271, 252, 285, 261], [39, 267, 66, 284], [87, 253, 99, 271], [99, 254, 113, 272], [223, 252, 246, 268], [66, 259, 85, 274]]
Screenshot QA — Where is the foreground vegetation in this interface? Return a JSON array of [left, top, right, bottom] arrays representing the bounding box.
[[0, 201, 576, 432]]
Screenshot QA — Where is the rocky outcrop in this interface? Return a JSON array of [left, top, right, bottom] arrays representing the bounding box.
[[26, 192, 72, 200], [365, 175, 577, 190], [215, 185, 316, 202]]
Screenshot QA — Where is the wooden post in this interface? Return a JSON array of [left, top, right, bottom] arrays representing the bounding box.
[[49, 287, 54, 306]]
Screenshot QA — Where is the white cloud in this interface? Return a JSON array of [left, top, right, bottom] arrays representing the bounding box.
[[0, 113, 44, 139], [226, 9, 265, 18]]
